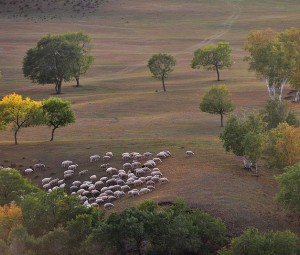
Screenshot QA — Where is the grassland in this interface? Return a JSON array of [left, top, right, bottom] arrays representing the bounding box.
[[0, 0, 300, 237]]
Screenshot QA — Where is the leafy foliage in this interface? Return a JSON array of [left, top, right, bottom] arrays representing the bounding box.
[[147, 53, 176, 92], [275, 162, 300, 214], [219, 227, 298, 255], [200, 85, 234, 127], [0, 93, 43, 144], [42, 97, 75, 141], [192, 42, 232, 81], [0, 169, 39, 206]]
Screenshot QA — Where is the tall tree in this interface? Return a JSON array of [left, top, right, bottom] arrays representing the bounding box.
[[200, 85, 234, 127], [0, 93, 43, 144], [42, 97, 76, 141], [147, 53, 176, 92], [244, 28, 298, 102], [23, 34, 81, 94], [62, 32, 94, 87], [191, 42, 232, 81]]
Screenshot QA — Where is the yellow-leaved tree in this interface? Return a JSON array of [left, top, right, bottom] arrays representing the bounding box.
[[0, 93, 42, 144]]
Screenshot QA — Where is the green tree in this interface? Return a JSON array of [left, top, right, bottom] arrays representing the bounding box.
[[218, 227, 298, 255], [275, 162, 300, 214], [260, 99, 300, 129], [0, 169, 39, 205], [23, 34, 81, 94], [244, 28, 298, 102], [0, 93, 43, 145], [42, 97, 76, 141], [200, 85, 234, 127], [62, 32, 94, 87], [192, 42, 232, 81], [147, 53, 176, 92]]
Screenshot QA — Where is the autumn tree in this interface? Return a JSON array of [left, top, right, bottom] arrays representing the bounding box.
[[62, 32, 94, 87], [23, 34, 82, 94], [191, 42, 232, 81], [148, 53, 176, 92], [42, 97, 76, 141], [0, 93, 42, 144], [267, 122, 300, 169], [244, 28, 298, 102], [200, 85, 234, 127], [0, 169, 39, 205]]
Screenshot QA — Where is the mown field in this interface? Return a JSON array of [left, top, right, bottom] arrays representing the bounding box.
[[0, 0, 300, 237]]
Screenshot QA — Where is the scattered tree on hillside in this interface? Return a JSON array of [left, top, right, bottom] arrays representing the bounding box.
[[275, 162, 300, 214], [62, 32, 94, 87], [23, 34, 82, 94], [220, 113, 267, 174], [267, 122, 300, 169], [260, 99, 299, 130], [147, 53, 176, 92], [42, 97, 76, 141], [0, 93, 43, 144], [219, 227, 298, 255], [191, 42, 232, 81], [244, 28, 298, 102], [200, 85, 234, 127], [0, 169, 39, 206]]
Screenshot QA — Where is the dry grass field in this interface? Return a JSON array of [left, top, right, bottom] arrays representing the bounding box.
[[1, 0, 300, 237]]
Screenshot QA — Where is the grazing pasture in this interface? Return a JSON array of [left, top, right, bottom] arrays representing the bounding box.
[[0, 0, 300, 237]]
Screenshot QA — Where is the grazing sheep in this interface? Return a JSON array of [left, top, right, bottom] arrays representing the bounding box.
[[57, 179, 64, 185], [100, 163, 110, 170], [91, 190, 100, 197], [152, 171, 162, 177], [70, 186, 79, 192], [106, 178, 117, 186], [153, 157, 162, 164], [143, 152, 153, 158], [151, 176, 160, 183], [103, 155, 111, 162], [72, 181, 82, 186], [159, 177, 169, 183], [128, 189, 139, 197], [123, 163, 132, 171], [106, 167, 118, 175], [59, 183, 66, 189], [101, 187, 109, 193], [79, 170, 88, 176], [122, 153, 131, 161], [147, 185, 155, 190], [91, 203, 99, 207], [64, 173, 73, 180], [64, 170, 74, 175], [90, 155, 101, 162], [100, 176, 108, 182], [61, 160, 72, 167], [132, 161, 141, 169], [104, 203, 114, 210], [105, 190, 114, 196], [121, 185, 130, 192], [146, 180, 155, 186], [133, 179, 143, 186], [106, 152, 114, 157], [80, 183, 89, 189], [95, 181, 104, 189], [116, 179, 125, 185], [42, 177, 52, 185], [135, 169, 145, 177], [77, 189, 85, 195], [68, 164, 78, 170], [139, 188, 151, 195], [88, 185, 96, 191], [33, 163, 46, 171], [90, 175, 97, 182], [24, 168, 34, 175], [186, 151, 194, 157]]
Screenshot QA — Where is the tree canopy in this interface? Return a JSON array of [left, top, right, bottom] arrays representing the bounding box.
[[191, 42, 232, 81], [42, 97, 76, 141], [200, 85, 234, 127], [244, 28, 299, 102], [147, 53, 176, 92], [0, 93, 43, 144], [23, 32, 93, 94]]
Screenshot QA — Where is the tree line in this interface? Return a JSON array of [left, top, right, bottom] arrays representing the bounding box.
[[0, 93, 75, 144], [0, 169, 298, 255]]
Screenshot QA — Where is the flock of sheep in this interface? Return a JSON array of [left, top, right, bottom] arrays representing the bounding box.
[[3, 150, 194, 210]]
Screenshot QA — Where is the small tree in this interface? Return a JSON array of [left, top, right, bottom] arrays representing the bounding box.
[[147, 53, 176, 92], [218, 227, 298, 255], [200, 85, 234, 127], [42, 97, 75, 141], [0, 93, 42, 144], [0, 169, 39, 205], [191, 42, 232, 81]]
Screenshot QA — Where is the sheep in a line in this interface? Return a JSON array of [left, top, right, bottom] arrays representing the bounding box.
[[90, 155, 101, 162], [61, 160, 72, 167], [24, 168, 34, 175], [186, 151, 195, 157]]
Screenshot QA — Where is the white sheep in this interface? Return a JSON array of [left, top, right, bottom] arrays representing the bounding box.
[[153, 157, 162, 164], [143, 152, 153, 158], [33, 163, 45, 171], [159, 177, 169, 183], [106, 167, 118, 175], [24, 168, 34, 175], [61, 160, 72, 167], [186, 150, 195, 157], [100, 176, 108, 182], [100, 163, 110, 169], [106, 152, 114, 157], [90, 175, 97, 182], [68, 164, 78, 170], [79, 169, 88, 176], [90, 155, 101, 162], [139, 188, 151, 195], [42, 177, 52, 185], [128, 189, 139, 197], [103, 155, 111, 162], [104, 203, 114, 210]]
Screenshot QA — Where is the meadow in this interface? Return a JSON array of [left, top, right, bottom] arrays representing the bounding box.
[[0, 0, 300, 237]]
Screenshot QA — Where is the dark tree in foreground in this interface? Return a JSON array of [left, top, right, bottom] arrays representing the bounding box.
[[192, 42, 232, 81], [200, 84, 234, 127], [42, 97, 75, 141], [148, 53, 176, 92]]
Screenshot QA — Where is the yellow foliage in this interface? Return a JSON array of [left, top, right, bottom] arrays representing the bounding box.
[[0, 203, 23, 241]]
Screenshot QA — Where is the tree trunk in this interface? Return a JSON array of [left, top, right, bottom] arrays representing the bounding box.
[[216, 66, 220, 81], [294, 91, 300, 102], [50, 127, 57, 141], [162, 77, 166, 92], [220, 113, 224, 127], [56, 80, 62, 94], [254, 162, 259, 176], [75, 76, 80, 87], [14, 129, 19, 145]]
